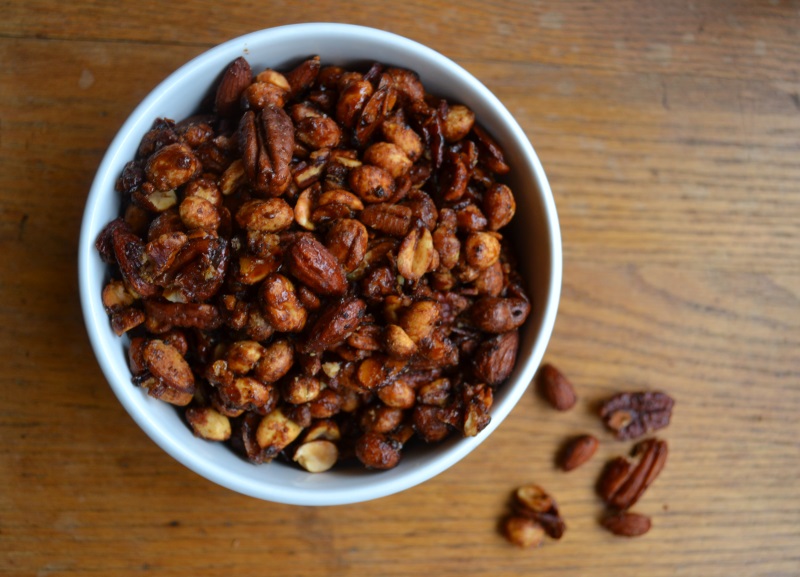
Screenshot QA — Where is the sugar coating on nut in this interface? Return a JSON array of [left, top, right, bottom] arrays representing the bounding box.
[[97, 55, 532, 473]]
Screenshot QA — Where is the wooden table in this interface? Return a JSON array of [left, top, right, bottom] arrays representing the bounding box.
[[2, 1, 798, 575]]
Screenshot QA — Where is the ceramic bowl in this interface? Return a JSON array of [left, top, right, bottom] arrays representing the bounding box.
[[78, 23, 561, 505]]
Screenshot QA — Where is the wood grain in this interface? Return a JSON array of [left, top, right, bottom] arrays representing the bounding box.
[[1, 1, 799, 575]]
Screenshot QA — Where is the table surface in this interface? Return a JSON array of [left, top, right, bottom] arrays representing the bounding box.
[[2, 1, 799, 575]]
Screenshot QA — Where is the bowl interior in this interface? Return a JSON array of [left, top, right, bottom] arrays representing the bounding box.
[[79, 23, 561, 505]]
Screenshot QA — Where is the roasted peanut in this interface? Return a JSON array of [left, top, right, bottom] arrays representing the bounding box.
[[259, 273, 307, 332]]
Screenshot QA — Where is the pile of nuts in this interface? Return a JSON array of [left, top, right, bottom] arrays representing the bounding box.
[[503, 364, 674, 546], [96, 55, 531, 472]]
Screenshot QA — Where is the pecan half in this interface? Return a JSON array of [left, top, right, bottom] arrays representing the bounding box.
[[597, 438, 669, 510], [239, 106, 295, 197], [600, 391, 675, 440]]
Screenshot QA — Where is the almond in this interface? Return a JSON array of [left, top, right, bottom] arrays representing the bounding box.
[[537, 363, 577, 411], [559, 434, 599, 471], [215, 56, 252, 118], [601, 511, 652, 537]]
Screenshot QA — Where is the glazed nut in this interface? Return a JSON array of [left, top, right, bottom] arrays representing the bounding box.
[[442, 104, 475, 143], [354, 432, 401, 470], [363, 142, 413, 178], [235, 198, 294, 232], [512, 484, 567, 540], [469, 296, 530, 334], [215, 56, 252, 118], [145, 143, 199, 192], [377, 378, 416, 409], [219, 159, 246, 196], [286, 235, 347, 296], [472, 330, 520, 386], [185, 406, 232, 441], [252, 339, 294, 384], [396, 227, 435, 282], [325, 218, 368, 273], [302, 419, 341, 442], [399, 300, 440, 343], [537, 364, 577, 411], [348, 164, 396, 203], [179, 196, 220, 231], [383, 324, 418, 358], [293, 439, 338, 473], [255, 408, 303, 456], [102, 279, 137, 311], [503, 516, 546, 549], [259, 273, 307, 333], [135, 187, 178, 213], [283, 375, 322, 405], [243, 80, 288, 110], [483, 183, 516, 231], [381, 112, 424, 161], [295, 115, 342, 149], [359, 203, 412, 237], [224, 340, 265, 375], [559, 434, 599, 471], [464, 232, 502, 269], [601, 512, 652, 537], [142, 339, 195, 394]]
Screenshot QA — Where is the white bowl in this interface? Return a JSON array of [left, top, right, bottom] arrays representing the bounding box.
[[78, 23, 562, 506]]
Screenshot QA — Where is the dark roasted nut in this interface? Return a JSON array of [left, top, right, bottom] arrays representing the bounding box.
[[558, 434, 599, 471], [142, 339, 195, 395], [325, 219, 368, 273], [235, 198, 294, 233], [537, 363, 578, 411], [464, 232, 502, 270], [469, 296, 530, 334], [441, 104, 475, 142], [472, 330, 519, 386], [179, 196, 220, 232], [355, 432, 401, 470], [302, 297, 367, 354], [363, 142, 412, 178], [600, 391, 675, 440], [285, 235, 347, 296], [483, 183, 516, 231], [601, 512, 652, 537], [215, 56, 252, 118], [597, 439, 669, 510], [359, 203, 412, 237], [259, 273, 307, 333], [145, 143, 199, 192], [348, 164, 395, 204], [239, 106, 295, 197], [252, 339, 294, 384]]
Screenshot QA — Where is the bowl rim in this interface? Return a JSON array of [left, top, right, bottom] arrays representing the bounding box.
[[78, 22, 562, 505]]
